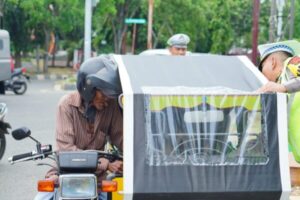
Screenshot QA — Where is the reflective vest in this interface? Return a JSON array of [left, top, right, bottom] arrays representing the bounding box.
[[278, 56, 300, 162]]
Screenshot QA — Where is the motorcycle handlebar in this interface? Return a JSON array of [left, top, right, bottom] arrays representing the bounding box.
[[100, 153, 122, 162], [8, 145, 52, 164], [9, 151, 34, 162], [85, 150, 123, 162]]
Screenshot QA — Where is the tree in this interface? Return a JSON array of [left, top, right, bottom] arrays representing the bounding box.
[[2, 0, 298, 65], [19, 0, 57, 72], [53, 0, 84, 67], [20, 0, 85, 70], [138, 0, 208, 52], [294, 0, 300, 40], [3, 0, 32, 68], [93, 0, 144, 54], [0, 0, 6, 28]]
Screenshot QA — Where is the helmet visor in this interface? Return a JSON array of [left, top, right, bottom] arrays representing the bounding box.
[[86, 75, 122, 99]]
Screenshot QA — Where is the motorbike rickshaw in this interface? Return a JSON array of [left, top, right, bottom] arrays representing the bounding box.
[[111, 54, 291, 200], [9, 54, 291, 200]]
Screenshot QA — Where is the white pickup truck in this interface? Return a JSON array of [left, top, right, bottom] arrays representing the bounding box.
[[0, 30, 12, 94]]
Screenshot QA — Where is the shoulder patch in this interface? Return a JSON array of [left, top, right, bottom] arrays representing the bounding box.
[[288, 56, 300, 65]]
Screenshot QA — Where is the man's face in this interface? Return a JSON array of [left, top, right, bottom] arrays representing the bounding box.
[[169, 46, 187, 56], [91, 90, 110, 110], [261, 56, 279, 82]]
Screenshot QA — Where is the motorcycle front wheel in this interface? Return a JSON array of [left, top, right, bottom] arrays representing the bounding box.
[[13, 82, 27, 95], [0, 133, 6, 160]]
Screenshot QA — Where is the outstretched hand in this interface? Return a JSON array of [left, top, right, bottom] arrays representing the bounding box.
[[255, 81, 287, 93]]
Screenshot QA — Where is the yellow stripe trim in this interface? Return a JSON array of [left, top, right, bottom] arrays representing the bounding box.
[[148, 95, 261, 111]]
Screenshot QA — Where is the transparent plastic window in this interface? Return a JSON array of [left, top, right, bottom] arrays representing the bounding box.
[[143, 88, 269, 166]]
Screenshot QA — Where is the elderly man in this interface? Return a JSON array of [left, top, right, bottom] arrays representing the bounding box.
[[35, 55, 123, 200], [167, 33, 190, 56]]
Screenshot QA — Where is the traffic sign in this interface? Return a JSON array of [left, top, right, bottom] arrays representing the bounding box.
[[125, 18, 146, 24]]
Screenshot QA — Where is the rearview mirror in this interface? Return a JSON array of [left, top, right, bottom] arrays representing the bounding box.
[[12, 127, 31, 140]]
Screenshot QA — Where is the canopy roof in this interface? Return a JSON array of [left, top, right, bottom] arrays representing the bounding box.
[[113, 54, 290, 200], [116, 54, 265, 93]]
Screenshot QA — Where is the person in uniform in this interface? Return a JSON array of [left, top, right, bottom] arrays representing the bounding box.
[[167, 33, 190, 56], [257, 41, 300, 187]]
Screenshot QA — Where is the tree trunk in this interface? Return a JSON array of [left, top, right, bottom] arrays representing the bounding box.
[[66, 50, 72, 68], [43, 29, 50, 73], [35, 45, 40, 73], [112, 0, 140, 53], [51, 39, 56, 67], [121, 31, 127, 54], [14, 51, 22, 68], [269, 0, 276, 42], [50, 33, 57, 67], [289, 0, 295, 39]]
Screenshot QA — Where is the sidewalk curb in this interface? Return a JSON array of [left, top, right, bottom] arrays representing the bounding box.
[[54, 82, 77, 91], [31, 74, 70, 81]]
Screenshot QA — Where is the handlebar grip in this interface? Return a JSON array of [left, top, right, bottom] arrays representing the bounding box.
[[11, 152, 33, 162]]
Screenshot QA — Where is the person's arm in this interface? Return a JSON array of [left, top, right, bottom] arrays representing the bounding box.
[[105, 103, 123, 174], [55, 101, 82, 151], [255, 81, 287, 93], [45, 99, 80, 181], [283, 77, 300, 93], [109, 103, 123, 151]]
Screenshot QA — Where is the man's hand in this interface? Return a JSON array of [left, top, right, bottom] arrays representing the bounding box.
[[255, 81, 287, 93], [46, 174, 59, 186], [108, 160, 123, 173]]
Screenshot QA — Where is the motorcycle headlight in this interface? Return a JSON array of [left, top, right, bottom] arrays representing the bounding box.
[[59, 174, 97, 199]]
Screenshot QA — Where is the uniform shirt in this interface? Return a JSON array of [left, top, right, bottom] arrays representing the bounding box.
[[282, 56, 300, 93], [46, 91, 123, 180]]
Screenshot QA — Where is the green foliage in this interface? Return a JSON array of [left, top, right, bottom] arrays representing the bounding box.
[[3, 0, 32, 53], [149, 0, 207, 51], [291, 0, 300, 40], [2, 0, 299, 57], [93, 0, 144, 53]]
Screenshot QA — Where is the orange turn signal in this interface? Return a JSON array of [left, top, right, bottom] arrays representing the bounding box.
[[101, 180, 117, 192], [38, 180, 55, 192]]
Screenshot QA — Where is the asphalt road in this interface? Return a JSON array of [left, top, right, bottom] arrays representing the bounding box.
[[0, 80, 70, 200]]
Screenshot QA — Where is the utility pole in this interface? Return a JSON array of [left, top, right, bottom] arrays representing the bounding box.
[[147, 0, 154, 49], [276, 0, 285, 41], [251, 0, 260, 65], [84, 0, 92, 61], [289, 0, 295, 39], [269, 0, 276, 42]]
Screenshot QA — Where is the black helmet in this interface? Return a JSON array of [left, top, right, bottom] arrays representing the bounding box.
[[76, 55, 122, 122]]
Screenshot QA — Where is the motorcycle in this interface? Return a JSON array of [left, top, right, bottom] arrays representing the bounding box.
[[8, 127, 123, 200], [0, 103, 11, 160], [5, 67, 30, 95]]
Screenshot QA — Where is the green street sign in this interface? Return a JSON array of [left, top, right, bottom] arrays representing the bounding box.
[[125, 18, 146, 24]]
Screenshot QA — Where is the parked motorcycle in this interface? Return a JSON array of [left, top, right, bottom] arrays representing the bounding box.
[[0, 103, 11, 160], [5, 67, 30, 95], [8, 127, 122, 200]]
